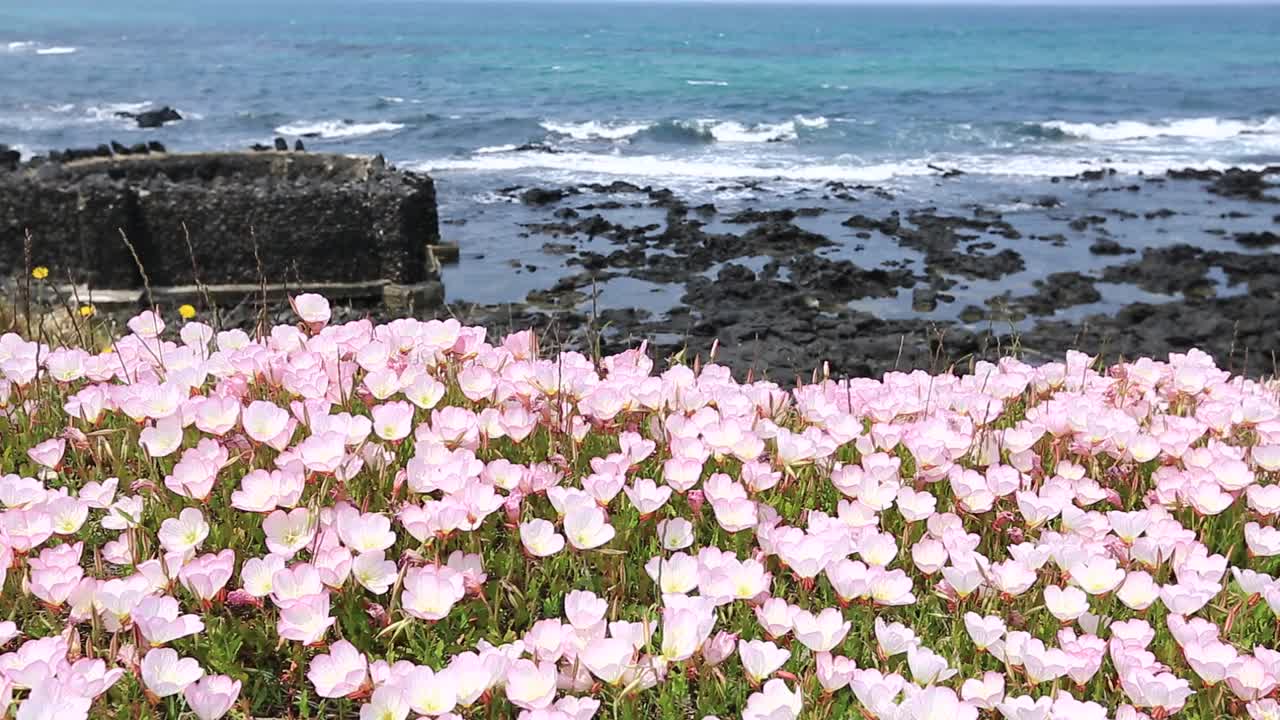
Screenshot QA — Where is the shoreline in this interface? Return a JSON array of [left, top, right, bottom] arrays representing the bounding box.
[[4, 143, 1279, 379], [425, 164, 1280, 379]]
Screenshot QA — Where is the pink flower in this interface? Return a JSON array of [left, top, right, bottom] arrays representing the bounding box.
[[141, 647, 204, 697], [401, 566, 466, 621], [276, 592, 335, 645], [242, 400, 292, 444], [15, 679, 92, 720], [308, 640, 368, 699], [292, 293, 331, 326], [371, 401, 414, 442], [26, 439, 65, 470], [262, 508, 316, 558], [158, 507, 209, 554], [738, 640, 790, 684], [504, 659, 558, 710], [183, 674, 241, 720], [134, 595, 205, 646], [178, 550, 235, 602]]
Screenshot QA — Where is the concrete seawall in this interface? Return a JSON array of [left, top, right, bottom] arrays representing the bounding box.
[[0, 151, 443, 312]]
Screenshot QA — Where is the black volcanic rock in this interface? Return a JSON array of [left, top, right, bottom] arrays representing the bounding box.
[[116, 106, 183, 128]]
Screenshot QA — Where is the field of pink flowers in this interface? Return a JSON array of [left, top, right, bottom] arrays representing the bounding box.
[[0, 293, 1278, 720]]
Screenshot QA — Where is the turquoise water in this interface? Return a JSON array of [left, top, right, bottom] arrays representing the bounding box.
[[4, 1, 1280, 187]]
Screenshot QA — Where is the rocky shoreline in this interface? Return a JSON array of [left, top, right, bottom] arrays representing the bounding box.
[[4, 138, 1279, 379], [431, 165, 1280, 379]]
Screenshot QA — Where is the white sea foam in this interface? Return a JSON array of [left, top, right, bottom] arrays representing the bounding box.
[[48, 103, 75, 113], [705, 120, 798, 143], [36, 46, 77, 55], [411, 148, 1266, 186], [274, 119, 405, 139], [686, 80, 729, 87], [539, 120, 653, 141], [412, 151, 931, 183], [379, 96, 405, 104], [795, 115, 829, 129], [5, 41, 36, 52], [475, 144, 519, 154], [1040, 116, 1280, 142]]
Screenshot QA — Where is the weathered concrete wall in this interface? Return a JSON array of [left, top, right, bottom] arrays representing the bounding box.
[[0, 151, 440, 297]]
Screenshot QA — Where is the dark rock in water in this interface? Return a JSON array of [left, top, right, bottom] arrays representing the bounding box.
[[1144, 208, 1176, 219], [1168, 167, 1221, 181], [274, 137, 289, 152], [1014, 272, 1102, 316], [738, 220, 834, 255], [927, 163, 964, 178], [0, 144, 20, 171], [1237, 231, 1280, 248], [724, 207, 824, 224], [553, 207, 579, 220], [582, 180, 646, 194], [147, 141, 167, 153], [514, 142, 559, 154], [1209, 168, 1280, 202], [250, 143, 272, 152], [111, 141, 130, 156], [520, 187, 567, 205], [294, 139, 305, 152], [1102, 245, 1212, 297], [912, 287, 938, 312], [116, 106, 182, 128], [1089, 238, 1134, 255], [128, 143, 151, 155], [1069, 215, 1107, 232]]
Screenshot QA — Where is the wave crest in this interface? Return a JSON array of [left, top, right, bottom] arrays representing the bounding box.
[[1036, 116, 1280, 142], [539, 115, 830, 145], [274, 119, 406, 140]]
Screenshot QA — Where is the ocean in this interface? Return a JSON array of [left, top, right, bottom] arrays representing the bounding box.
[[4, 1, 1280, 308]]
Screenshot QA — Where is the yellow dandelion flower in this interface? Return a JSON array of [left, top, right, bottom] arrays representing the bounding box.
[[79, 304, 96, 318], [31, 266, 49, 280], [178, 304, 197, 320]]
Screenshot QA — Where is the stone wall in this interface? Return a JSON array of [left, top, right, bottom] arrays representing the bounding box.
[[0, 151, 441, 306]]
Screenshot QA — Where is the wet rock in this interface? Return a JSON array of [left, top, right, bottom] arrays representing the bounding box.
[[116, 106, 182, 128], [1069, 215, 1107, 232], [1144, 208, 1176, 219], [737, 220, 834, 255], [1089, 238, 1135, 255], [274, 137, 289, 151], [912, 287, 938, 312], [0, 144, 19, 171], [520, 187, 568, 205], [1101, 245, 1210, 296], [725, 207, 825, 224], [294, 140, 306, 152], [1011, 272, 1102, 316], [1236, 231, 1280, 248], [1209, 168, 1280, 202]]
